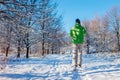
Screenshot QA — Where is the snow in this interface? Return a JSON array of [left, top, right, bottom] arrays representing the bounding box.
[[0, 53, 120, 80]]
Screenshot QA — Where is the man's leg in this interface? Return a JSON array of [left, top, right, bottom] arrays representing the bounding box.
[[78, 44, 82, 67], [72, 44, 77, 68]]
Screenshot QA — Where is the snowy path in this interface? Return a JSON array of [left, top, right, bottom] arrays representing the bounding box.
[[0, 53, 120, 80]]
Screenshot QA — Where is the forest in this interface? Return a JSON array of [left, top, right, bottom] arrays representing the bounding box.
[[0, 0, 69, 58], [0, 0, 120, 59]]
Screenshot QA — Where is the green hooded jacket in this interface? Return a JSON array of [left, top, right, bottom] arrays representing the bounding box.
[[70, 23, 86, 44]]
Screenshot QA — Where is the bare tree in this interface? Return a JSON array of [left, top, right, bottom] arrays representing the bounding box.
[[106, 6, 120, 51], [37, 0, 64, 56], [82, 20, 91, 54]]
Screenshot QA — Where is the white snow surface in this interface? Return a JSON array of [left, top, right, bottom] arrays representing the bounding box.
[[0, 53, 120, 80]]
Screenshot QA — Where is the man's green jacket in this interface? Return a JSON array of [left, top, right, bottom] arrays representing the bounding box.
[[70, 23, 86, 44]]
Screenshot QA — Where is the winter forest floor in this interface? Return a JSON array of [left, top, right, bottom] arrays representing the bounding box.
[[0, 52, 120, 80]]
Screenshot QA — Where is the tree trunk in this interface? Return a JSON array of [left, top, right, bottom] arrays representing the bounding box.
[[116, 32, 120, 51], [46, 49, 49, 54], [26, 47, 29, 58], [26, 33, 29, 58], [42, 41, 44, 56], [58, 47, 60, 54], [5, 46, 10, 57], [86, 39, 90, 54], [17, 40, 21, 58], [51, 45, 54, 54], [42, 30, 45, 56], [46, 41, 50, 54], [17, 46, 20, 58], [86, 32, 90, 54]]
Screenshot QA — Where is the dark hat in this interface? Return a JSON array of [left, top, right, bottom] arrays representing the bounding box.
[[76, 18, 80, 24]]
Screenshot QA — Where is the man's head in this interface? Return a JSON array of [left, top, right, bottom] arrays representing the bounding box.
[[76, 18, 80, 24]]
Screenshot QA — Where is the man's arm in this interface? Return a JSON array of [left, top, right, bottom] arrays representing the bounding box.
[[83, 27, 86, 36], [70, 29, 73, 37]]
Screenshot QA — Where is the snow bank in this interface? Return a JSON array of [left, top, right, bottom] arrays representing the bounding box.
[[0, 53, 120, 80]]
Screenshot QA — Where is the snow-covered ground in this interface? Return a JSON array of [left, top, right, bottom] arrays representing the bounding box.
[[0, 52, 120, 80]]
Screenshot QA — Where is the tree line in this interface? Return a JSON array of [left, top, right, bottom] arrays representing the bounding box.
[[0, 0, 68, 58], [0, 1, 119, 58], [82, 6, 120, 54]]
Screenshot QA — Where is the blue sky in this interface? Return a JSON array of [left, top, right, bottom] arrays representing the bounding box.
[[56, 0, 120, 33]]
